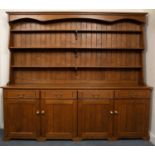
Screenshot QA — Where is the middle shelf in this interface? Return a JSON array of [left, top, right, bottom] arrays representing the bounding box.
[[11, 66, 142, 69]]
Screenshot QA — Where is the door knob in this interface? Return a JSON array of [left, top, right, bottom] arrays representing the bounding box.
[[114, 110, 118, 114], [41, 110, 45, 115], [109, 111, 114, 115], [36, 110, 40, 115]]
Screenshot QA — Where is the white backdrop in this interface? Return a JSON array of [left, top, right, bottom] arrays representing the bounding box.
[[145, 10, 155, 145], [0, 10, 10, 129], [0, 9, 155, 145]]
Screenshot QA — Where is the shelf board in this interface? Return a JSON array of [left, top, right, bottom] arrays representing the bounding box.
[[10, 47, 144, 50], [2, 84, 151, 90], [10, 29, 142, 33], [11, 66, 75, 69], [11, 66, 142, 69]]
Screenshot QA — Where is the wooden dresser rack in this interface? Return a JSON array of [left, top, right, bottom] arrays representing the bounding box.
[[3, 12, 152, 140]]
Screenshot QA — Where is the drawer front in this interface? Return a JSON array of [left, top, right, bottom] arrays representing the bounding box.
[[41, 90, 77, 99], [44, 99, 75, 104], [78, 90, 113, 99], [114, 99, 150, 104], [79, 99, 112, 104], [115, 90, 151, 99], [4, 90, 39, 99]]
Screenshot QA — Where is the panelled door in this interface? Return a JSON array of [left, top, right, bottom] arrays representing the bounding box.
[[78, 99, 113, 139], [114, 99, 149, 139], [41, 90, 77, 139], [78, 90, 114, 139], [4, 98, 40, 139]]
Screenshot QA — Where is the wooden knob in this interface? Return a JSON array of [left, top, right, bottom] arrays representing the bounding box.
[[36, 110, 40, 115], [110, 111, 114, 115], [114, 110, 118, 114], [41, 110, 45, 115], [18, 94, 24, 98]]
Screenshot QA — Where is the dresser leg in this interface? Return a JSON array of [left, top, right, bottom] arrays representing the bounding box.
[[36, 137, 46, 141], [108, 137, 117, 141], [142, 136, 149, 141], [3, 136, 11, 141], [72, 137, 82, 141]]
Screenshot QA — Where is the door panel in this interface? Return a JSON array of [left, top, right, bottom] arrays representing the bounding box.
[[114, 99, 149, 138], [41, 99, 77, 139], [78, 99, 113, 139], [4, 99, 39, 139]]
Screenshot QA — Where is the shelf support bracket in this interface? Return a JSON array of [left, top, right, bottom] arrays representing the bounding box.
[[75, 30, 78, 40]]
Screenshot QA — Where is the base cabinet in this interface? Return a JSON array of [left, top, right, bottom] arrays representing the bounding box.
[[3, 89, 151, 140]]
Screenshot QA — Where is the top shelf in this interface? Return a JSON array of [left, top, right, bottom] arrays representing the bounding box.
[[10, 29, 142, 33]]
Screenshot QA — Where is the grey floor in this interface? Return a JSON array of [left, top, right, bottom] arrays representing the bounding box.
[[0, 130, 153, 146]]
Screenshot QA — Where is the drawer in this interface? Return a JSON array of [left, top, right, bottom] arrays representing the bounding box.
[[44, 99, 75, 104], [79, 99, 112, 104], [41, 90, 77, 99], [4, 90, 39, 99], [78, 90, 113, 99], [115, 90, 151, 99], [115, 99, 149, 104]]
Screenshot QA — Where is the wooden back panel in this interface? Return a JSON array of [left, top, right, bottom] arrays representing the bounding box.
[[8, 12, 146, 87], [10, 20, 142, 48]]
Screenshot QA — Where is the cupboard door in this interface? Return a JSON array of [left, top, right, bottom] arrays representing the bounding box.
[[41, 99, 77, 139], [4, 99, 40, 139], [114, 99, 150, 139], [78, 99, 113, 139]]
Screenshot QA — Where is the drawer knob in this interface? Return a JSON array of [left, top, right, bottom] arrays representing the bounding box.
[[110, 111, 114, 115], [18, 94, 24, 98], [36, 110, 40, 115], [41, 110, 45, 115], [56, 94, 62, 98], [132, 93, 136, 98], [92, 95, 99, 98]]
